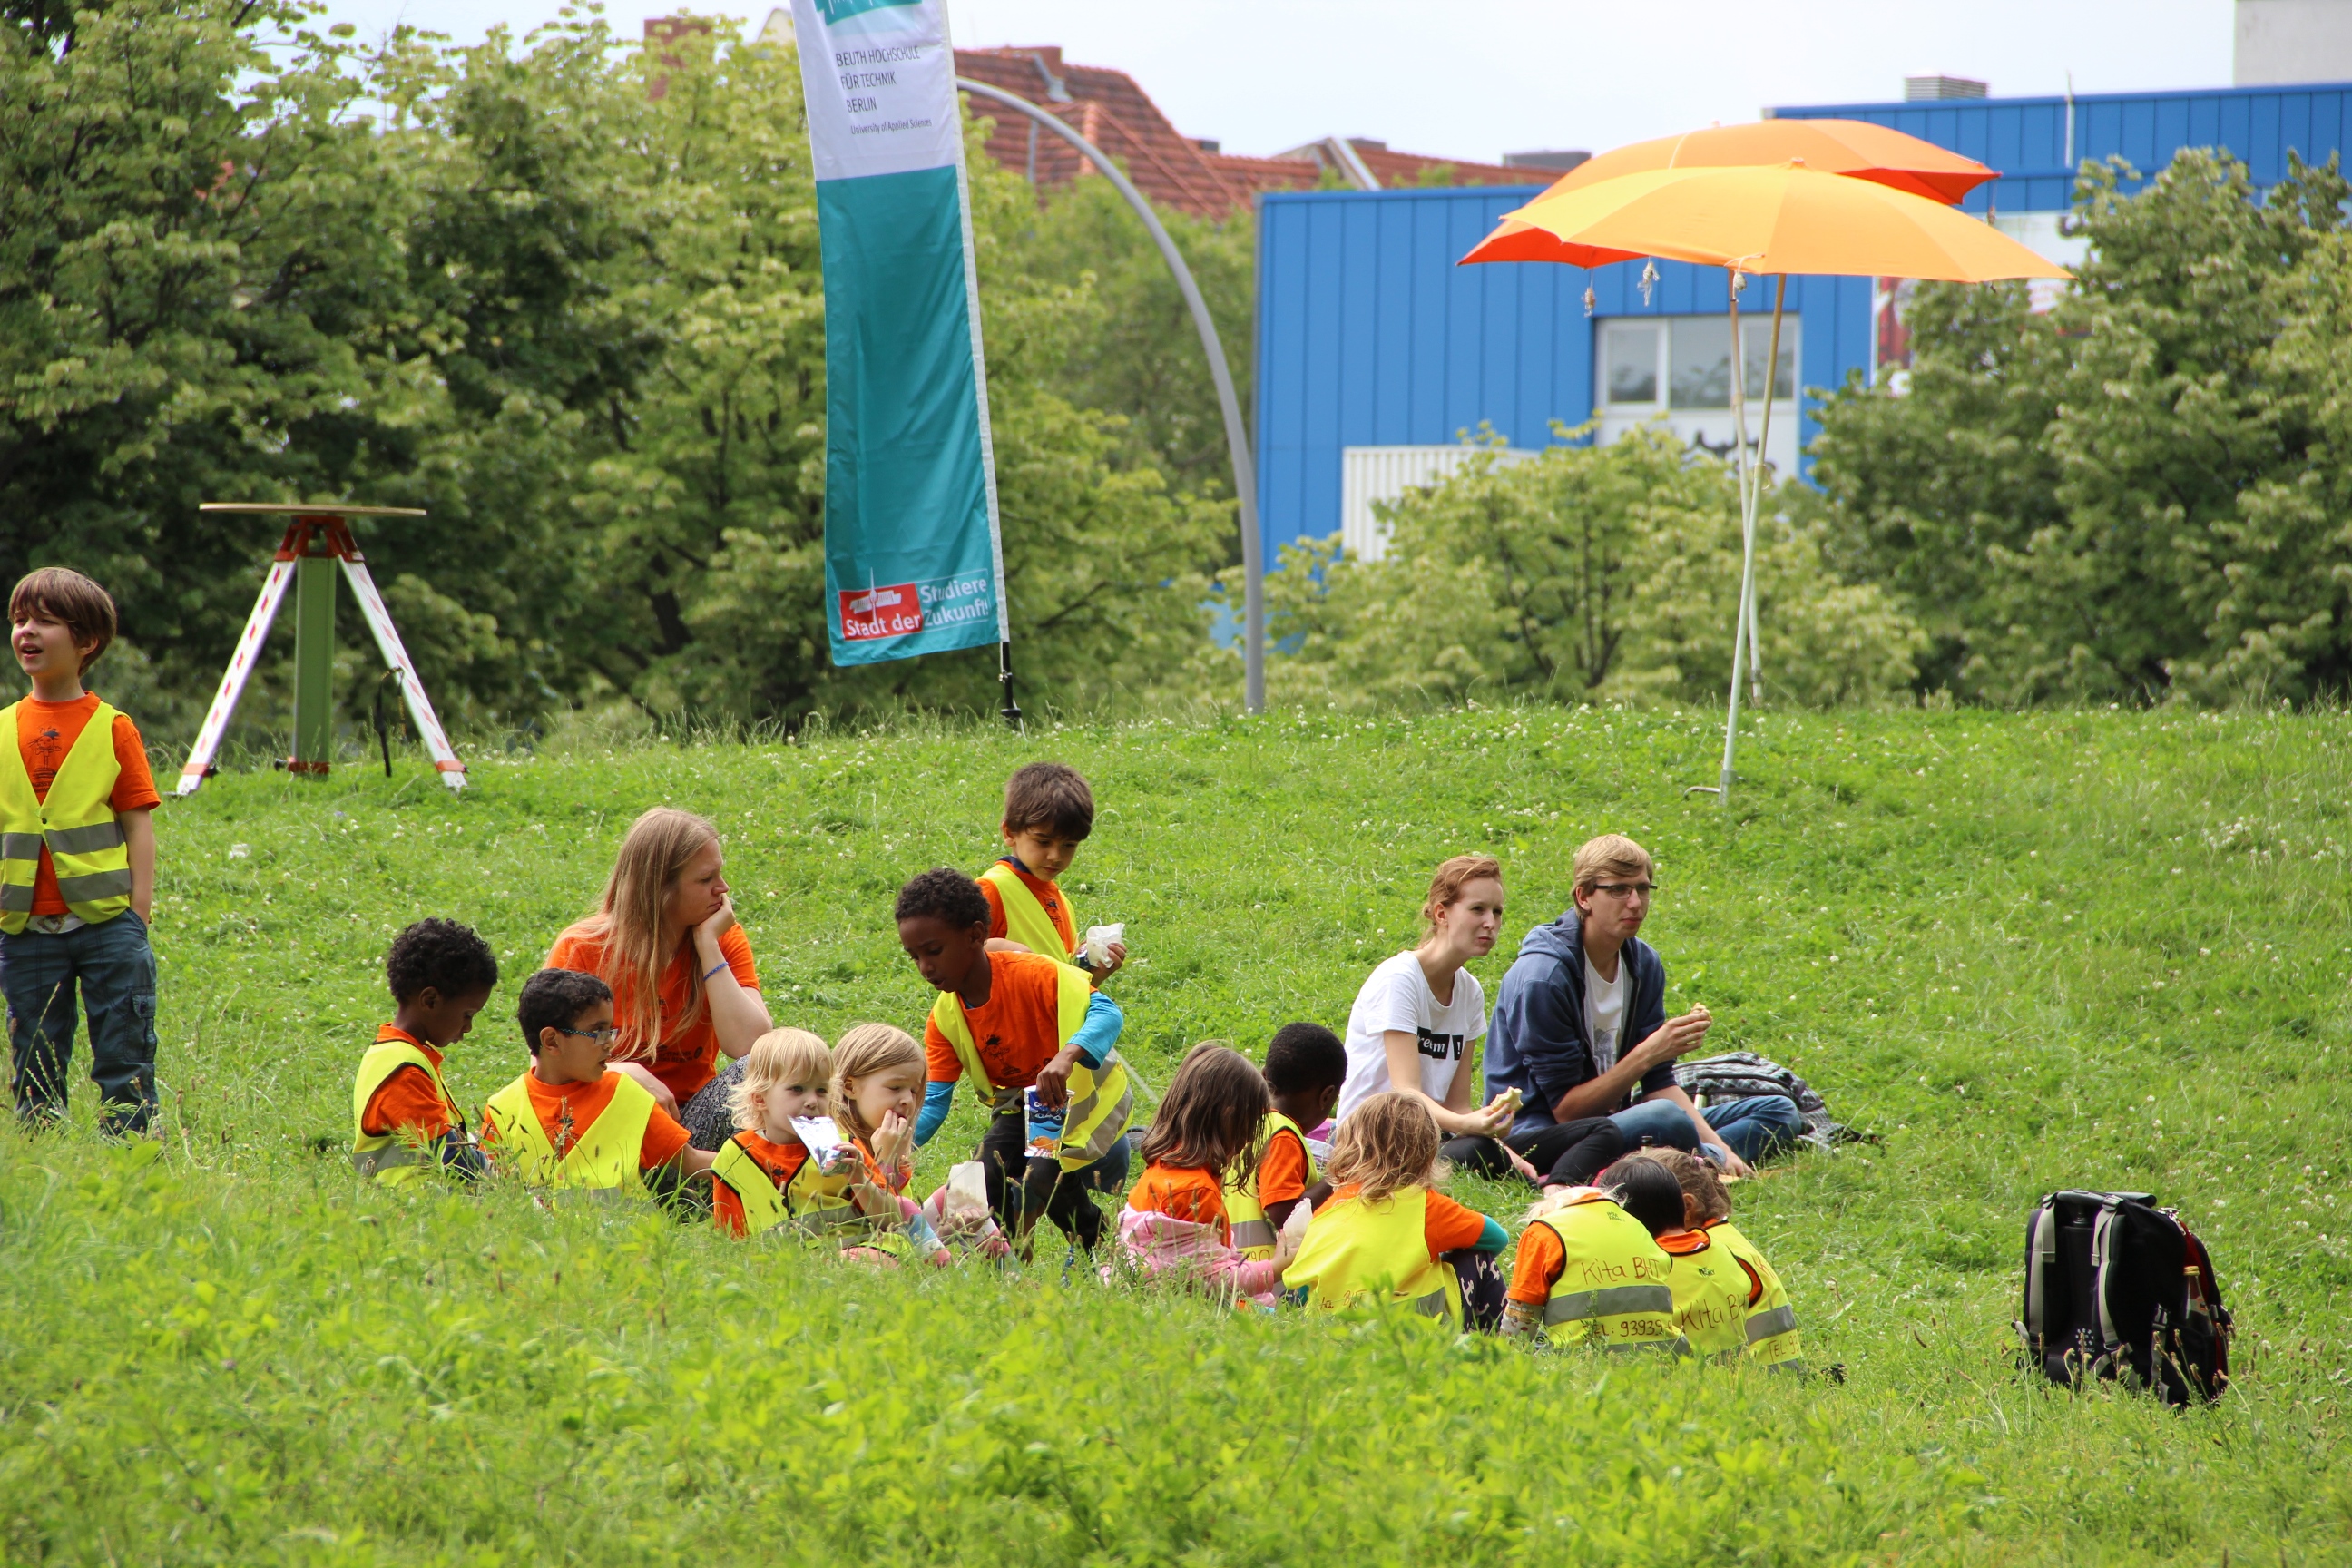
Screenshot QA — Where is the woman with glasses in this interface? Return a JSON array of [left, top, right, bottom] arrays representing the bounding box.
[[545, 807, 776, 1149], [1485, 834, 1803, 1176]]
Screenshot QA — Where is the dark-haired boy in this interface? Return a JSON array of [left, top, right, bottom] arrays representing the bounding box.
[[352, 917, 500, 1183], [480, 968, 715, 1198], [2, 567, 162, 1135], [978, 761, 1127, 982], [897, 867, 1132, 1251], [1224, 1022, 1348, 1258]]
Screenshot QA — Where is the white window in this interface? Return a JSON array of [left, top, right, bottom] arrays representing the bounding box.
[[1595, 314, 1800, 475], [1338, 446, 1537, 563]]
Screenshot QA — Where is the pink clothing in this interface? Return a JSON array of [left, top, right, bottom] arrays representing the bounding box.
[[1107, 1208, 1286, 1306]]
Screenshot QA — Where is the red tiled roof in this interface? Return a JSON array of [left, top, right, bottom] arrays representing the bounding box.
[[952, 46, 1530, 215]]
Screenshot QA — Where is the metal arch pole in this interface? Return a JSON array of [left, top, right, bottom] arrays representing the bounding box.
[[956, 77, 1265, 714]]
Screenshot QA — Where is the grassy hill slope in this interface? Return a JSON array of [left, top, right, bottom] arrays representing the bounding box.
[[2, 705, 2347, 1564]]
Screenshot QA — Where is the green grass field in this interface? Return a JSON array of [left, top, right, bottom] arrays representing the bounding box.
[[3, 704, 2348, 1565]]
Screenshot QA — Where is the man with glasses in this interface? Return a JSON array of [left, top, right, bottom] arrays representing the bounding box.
[[1485, 834, 1802, 1178]]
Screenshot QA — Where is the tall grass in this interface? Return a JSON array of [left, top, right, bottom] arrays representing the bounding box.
[[5, 703, 2348, 1563]]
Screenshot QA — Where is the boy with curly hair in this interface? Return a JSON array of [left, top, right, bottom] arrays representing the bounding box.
[[351, 918, 500, 1182], [897, 867, 1132, 1251]]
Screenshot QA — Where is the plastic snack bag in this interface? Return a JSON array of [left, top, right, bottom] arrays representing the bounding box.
[[1083, 923, 1124, 969], [1023, 1087, 1066, 1159], [789, 1115, 853, 1171]]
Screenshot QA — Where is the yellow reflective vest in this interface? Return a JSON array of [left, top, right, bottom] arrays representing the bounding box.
[[979, 859, 1078, 965], [1224, 1111, 1312, 1259], [1283, 1185, 1463, 1326], [928, 954, 1132, 1171], [1523, 1191, 1685, 1352], [709, 1133, 860, 1238], [1703, 1218, 1803, 1368], [483, 1071, 656, 1195], [350, 1031, 461, 1185], [0, 700, 133, 933]]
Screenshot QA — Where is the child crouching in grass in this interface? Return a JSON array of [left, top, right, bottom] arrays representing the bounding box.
[[482, 968, 713, 1200], [1112, 1043, 1298, 1305], [1642, 1148, 1803, 1368], [1282, 1091, 1507, 1328], [1499, 1156, 1682, 1350]]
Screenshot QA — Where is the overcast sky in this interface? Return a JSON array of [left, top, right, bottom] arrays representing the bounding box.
[[319, 0, 2236, 160]]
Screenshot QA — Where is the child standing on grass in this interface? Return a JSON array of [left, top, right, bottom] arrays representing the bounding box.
[[1113, 1043, 1298, 1305], [482, 969, 713, 1200], [352, 918, 499, 1183], [1, 568, 162, 1136], [1223, 1022, 1347, 1259], [1282, 1091, 1508, 1328], [1499, 1156, 1683, 1351], [897, 867, 1133, 1254], [978, 762, 1126, 982], [1643, 1148, 1803, 1368]]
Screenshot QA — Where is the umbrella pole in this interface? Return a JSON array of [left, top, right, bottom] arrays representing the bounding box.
[[1716, 272, 1758, 808], [1741, 274, 1788, 707]]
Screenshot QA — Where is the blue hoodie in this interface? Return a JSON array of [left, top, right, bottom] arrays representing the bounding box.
[[1484, 908, 1671, 1139]]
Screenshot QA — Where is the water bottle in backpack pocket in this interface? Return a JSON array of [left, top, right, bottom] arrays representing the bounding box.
[[2015, 1190, 2232, 1406]]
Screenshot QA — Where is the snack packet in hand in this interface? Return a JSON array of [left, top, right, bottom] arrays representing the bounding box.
[[1083, 923, 1124, 969]]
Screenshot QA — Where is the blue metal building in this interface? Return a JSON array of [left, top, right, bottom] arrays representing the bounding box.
[[1252, 81, 2352, 567]]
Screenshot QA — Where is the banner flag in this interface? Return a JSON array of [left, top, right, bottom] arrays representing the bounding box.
[[790, 0, 1007, 666]]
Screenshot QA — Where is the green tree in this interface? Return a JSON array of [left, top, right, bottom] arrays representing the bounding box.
[[1, 1, 1232, 737], [1810, 149, 2352, 704]]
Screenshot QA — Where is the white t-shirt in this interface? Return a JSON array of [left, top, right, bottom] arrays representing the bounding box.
[[1338, 951, 1487, 1122], [1584, 953, 1627, 1075]]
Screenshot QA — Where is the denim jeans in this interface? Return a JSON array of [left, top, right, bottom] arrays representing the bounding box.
[[2, 911, 158, 1134], [1611, 1093, 1804, 1166]]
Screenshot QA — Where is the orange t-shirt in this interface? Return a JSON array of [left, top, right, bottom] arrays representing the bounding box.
[[16, 694, 160, 917], [923, 950, 1072, 1090], [979, 859, 1075, 953], [1255, 1126, 1310, 1209], [479, 1070, 691, 1171], [544, 924, 759, 1102], [1127, 1162, 1229, 1238], [1326, 1181, 1488, 1261], [713, 1130, 810, 1239], [358, 1024, 455, 1140]]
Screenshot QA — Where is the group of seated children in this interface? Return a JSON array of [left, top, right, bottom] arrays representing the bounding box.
[[347, 755, 1798, 1363]]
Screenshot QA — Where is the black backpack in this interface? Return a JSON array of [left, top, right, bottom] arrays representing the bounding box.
[[2016, 1190, 2232, 1406]]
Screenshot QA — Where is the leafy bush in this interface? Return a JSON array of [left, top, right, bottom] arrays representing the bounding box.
[[1220, 430, 1923, 710]]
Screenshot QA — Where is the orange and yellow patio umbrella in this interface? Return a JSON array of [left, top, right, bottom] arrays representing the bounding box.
[[1463, 118, 1997, 266], [1462, 160, 2067, 805]]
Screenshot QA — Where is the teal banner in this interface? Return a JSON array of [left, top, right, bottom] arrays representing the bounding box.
[[792, 0, 1006, 668]]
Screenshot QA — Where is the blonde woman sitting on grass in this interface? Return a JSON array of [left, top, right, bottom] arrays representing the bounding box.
[[546, 807, 775, 1142]]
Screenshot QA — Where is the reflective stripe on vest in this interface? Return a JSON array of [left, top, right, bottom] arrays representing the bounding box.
[[1223, 1112, 1312, 1260], [1281, 1186, 1462, 1326], [1704, 1219, 1804, 1367], [928, 959, 1132, 1171], [710, 1135, 862, 1240], [0, 701, 132, 932], [979, 860, 1075, 963], [350, 1036, 461, 1187], [1528, 1196, 1682, 1350], [483, 1073, 656, 1192]]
